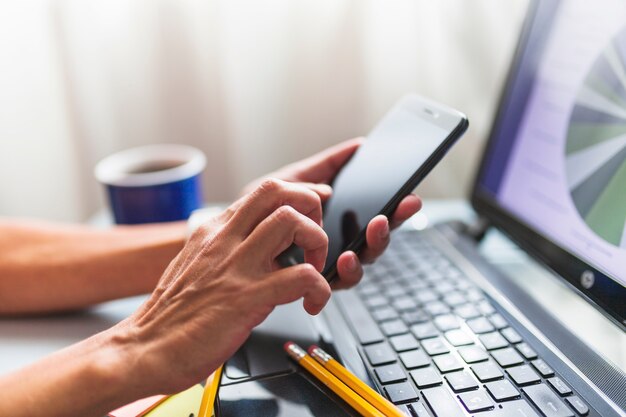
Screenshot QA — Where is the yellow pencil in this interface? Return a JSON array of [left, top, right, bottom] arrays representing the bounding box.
[[284, 342, 385, 417], [197, 365, 223, 417], [308, 345, 406, 417]]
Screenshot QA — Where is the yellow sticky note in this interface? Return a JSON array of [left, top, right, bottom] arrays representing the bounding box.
[[144, 384, 204, 417], [108, 395, 168, 417]]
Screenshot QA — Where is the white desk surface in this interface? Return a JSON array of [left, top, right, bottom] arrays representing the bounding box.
[[1, 200, 624, 376]]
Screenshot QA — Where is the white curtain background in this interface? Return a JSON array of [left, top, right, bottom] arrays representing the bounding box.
[[0, 0, 527, 222]]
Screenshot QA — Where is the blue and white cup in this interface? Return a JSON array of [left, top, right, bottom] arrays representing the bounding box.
[[95, 144, 206, 224]]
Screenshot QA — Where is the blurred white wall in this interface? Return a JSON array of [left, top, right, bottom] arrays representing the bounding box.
[[0, 0, 528, 222]]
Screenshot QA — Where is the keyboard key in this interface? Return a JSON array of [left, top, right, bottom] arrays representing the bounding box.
[[435, 258, 452, 269], [506, 365, 541, 386], [434, 281, 456, 295], [364, 295, 387, 308], [396, 404, 412, 416], [399, 350, 430, 369], [415, 289, 438, 304], [458, 389, 495, 412], [410, 367, 442, 388], [444, 329, 474, 346], [377, 276, 396, 286], [371, 306, 399, 322], [392, 297, 418, 311], [385, 381, 419, 404], [516, 342, 538, 360], [467, 317, 496, 334], [386, 286, 407, 298], [375, 363, 407, 384], [548, 377, 572, 396], [471, 360, 504, 382], [485, 379, 520, 401], [501, 327, 523, 344], [488, 313, 509, 329], [458, 345, 489, 363], [421, 337, 450, 356], [433, 354, 464, 373], [364, 342, 396, 366], [408, 280, 429, 291], [467, 289, 484, 302], [477, 300, 496, 315], [445, 266, 463, 278], [433, 314, 460, 331], [401, 310, 429, 325], [454, 303, 481, 319], [390, 333, 419, 352], [565, 396, 589, 415], [358, 284, 379, 296], [421, 386, 466, 417], [381, 319, 409, 336], [442, 291, 466, 307], [425, 271, 445, 283], [481, 400, 540, 417], [411, 322, 439, 339], [532, 359, 555, 378], [491, 347, 524, 368], [455, 279, 473, 289], [523, 384, 574, 417], [445, 370, 479, 392], [342, 292, 384, 344], [409, 402, 431, 417], [423, 301, 451, 316], [479, 332, 509, 350]]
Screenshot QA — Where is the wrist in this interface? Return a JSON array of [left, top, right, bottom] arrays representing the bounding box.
[[91, 324, 155, 405]]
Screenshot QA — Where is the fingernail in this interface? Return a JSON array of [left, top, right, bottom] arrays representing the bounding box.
[[379, 222, 390, 239]]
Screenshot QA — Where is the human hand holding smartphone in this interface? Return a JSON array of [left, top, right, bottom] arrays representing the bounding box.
[[281, 94, 469, 282]]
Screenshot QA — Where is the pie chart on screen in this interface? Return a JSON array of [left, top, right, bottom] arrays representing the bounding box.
[[565, 26, 626, 248]]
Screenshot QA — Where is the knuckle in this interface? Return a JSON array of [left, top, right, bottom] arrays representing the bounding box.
[[298, 185, 322, 208], [258, 177, 283, 194], [197, 222, 213, 235], [297, 263, 319, 281], [310, 193, 322, 212], [188, 223, 213, 245], [220, 206, 236, 220], [311, 227, 329, 249], [301, 185, 321, 203], [274, 205, 299, 223]]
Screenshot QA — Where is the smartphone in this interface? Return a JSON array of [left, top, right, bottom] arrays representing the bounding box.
[[282, 94, 468, 282]]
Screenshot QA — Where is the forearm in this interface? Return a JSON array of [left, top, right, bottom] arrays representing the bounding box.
[[0, 219, 186, 315], [0, 326, 150, 417]]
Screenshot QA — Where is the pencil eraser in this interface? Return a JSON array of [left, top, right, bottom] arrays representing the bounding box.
[[308, 345, 319, 355]]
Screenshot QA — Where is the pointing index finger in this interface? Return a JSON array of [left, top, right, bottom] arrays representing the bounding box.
[[282, 138, 363, 184]]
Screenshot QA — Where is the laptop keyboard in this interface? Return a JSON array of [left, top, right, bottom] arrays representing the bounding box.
[[348, 230, 591, 417]]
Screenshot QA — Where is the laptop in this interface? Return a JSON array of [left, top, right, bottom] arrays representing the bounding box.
[[215, 0, 626, 415]]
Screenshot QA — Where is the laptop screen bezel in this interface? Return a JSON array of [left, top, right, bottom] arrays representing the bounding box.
[[470, 0, 626, 331]]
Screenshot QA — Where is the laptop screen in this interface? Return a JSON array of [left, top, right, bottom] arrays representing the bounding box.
[[474, 0, 626, 326]]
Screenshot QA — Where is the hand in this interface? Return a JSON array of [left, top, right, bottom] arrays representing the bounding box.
[[241, 138, 422, 290], [115, 179, 332, 394]]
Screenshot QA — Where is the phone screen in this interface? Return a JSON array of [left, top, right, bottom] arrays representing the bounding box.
[[281, 96, 467, 280]]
